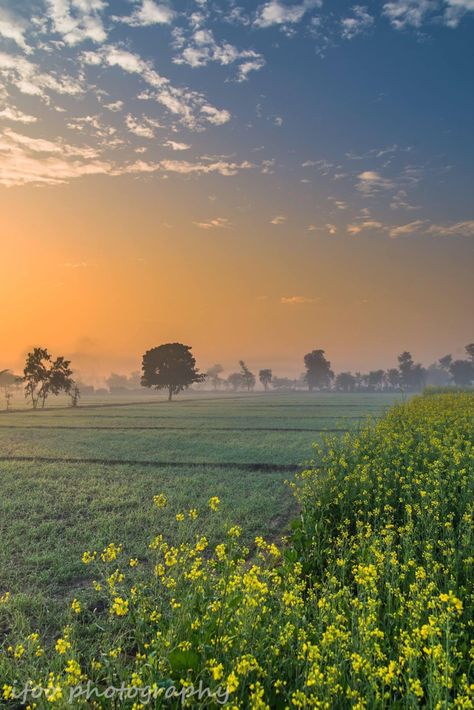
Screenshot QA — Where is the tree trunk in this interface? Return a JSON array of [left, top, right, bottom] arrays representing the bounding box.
[[168, 386, 172, 402]]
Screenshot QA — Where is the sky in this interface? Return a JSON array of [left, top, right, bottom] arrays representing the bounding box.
[[0, 0, 473, 381]]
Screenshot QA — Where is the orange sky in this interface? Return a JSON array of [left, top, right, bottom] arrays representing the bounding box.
[[1, 176, 472, 382]]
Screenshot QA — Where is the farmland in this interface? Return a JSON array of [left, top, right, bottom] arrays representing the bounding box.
[[1, 392, 472, 708], [0, 392, 397, 621]]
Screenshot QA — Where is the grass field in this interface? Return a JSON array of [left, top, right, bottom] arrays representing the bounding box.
[[0, 392, 398, 625], [1, 393, 472, 708]]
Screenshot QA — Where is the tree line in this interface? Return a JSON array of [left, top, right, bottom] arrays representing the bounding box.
[[1, 342, 473, 409]]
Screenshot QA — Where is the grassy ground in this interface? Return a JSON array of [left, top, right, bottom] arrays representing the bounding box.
[[0, 392, 398, 631]]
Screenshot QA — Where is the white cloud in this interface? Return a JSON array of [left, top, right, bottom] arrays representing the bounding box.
[[164, 140, 190, 151], [0, 106, 37, 124], [281, 295, 315, 304], [194, 217, 230, 229], [0, 52, 84, 101], [103, 100, 124, 112], [444, 0, 474, 26], [125, 114, 156, 139], [389, 219, 427, 237], [425, 220, 474, 237], [0, 8, 31, 52], [0, 127, 110, 186], [173, 28, 265, 82], [356, 170, 395, 194], [347, 220, 384, 234], [117, 0, 175, 26], [45, 0, 107, 46], [382, 0, 434, 29], [270, 214, 287, 224], [254, 0, 320, 28], [326, 223, 337, 234], [125, 158, 253, 177], [83, 45, 231, 130], [341, 5, 374, 39]]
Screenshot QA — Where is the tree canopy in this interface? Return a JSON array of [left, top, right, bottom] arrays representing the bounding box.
[[304, 350, 334, 391], [141, 343, 204, 401]]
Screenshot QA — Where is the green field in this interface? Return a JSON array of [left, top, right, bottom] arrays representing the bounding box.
[[0, 392, 398, 629]]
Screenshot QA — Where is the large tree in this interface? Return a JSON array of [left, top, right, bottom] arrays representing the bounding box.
[[259, 368, 273, 391], [23, 348, 75, 409], [227, 373, 243, 391], [304, 350, 334, 391], [141, 343, 204, 401]]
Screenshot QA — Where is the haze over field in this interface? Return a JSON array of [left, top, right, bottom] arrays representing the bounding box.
[[0, 0, 473, 376]]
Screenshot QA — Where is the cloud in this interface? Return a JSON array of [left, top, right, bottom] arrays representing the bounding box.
[[116, 1, 175, 27], [326, 223, 337, 234], [103, 100, 124, 112], [126, 158, 253, 177], [0, 106, 37, 124], [125, 114, 156, 139], [383, 0, 474, 28], [341, 5, 374, 39], [83, 45, 231, 129], [173, 28, 265, 82], [270, 214, 287, 224], [356, 170, 395, 194], [45, 0, 107, 45], [254, 0, 321, 28], [164, 140, 190, 151], [0, 127, 111, 186], [281, 295, 315, 304], [194, 217, 231, 229], [425, 220, 474, 237], [388, 219, 427, 237], [0, 51, 84, 101], [347, 220, 384, 234], [0, 8, 31, 52]]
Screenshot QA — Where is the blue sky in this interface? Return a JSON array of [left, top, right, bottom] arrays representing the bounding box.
[[0, 0, 473, 373]]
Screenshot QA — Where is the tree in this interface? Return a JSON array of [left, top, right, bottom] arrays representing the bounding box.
[[227, 373, 243, 391], [0, 369, 20, 411], [141, 343, 204, 401], [206, 364, 224, 390], [465, 343, 474, 363], [368, 370, 385, 391], [69, 384, 81, 407], [439, 354, 452, 371], [23, 348, 75, 409], [106, 373, 130, 393], [335, 372, 356, 392], [397, 351, 425, 391], [386, 368, 401, 390], [449, 359, 474, 386], [259, 369, 273, 391], [239, 361, 256, 392], [271, 376, 295, 391], [304, 350, 334, 391]]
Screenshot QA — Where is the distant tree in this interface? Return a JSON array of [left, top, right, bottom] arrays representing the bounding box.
[[335, 372, 356, 392], [368, 370, 385, 391], [69, 384, 81, 407], [386, 368, 401, 390], [397, 351, 425, 391], [0, 369, 20, 411], [304, 350, 334, 391], [259, 369, 273, 391], [128, 371, 142, 389], [425, 363, 451, 387], [206, 364, 224, 390], [141, 343, 204, 401], [465, 343, 474, 363], [239, 361, 256, 392], [227, 372, 243, 391], [271, 376, 295, 391], [106, 373, 129, 393], [439, 354, 453, 371], [23, 348, 75, 409], [449, 359, 474, 387]]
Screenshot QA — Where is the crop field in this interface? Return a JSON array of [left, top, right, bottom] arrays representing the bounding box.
[[1, 392, 472, 708], [0, 393, 398, 620]]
